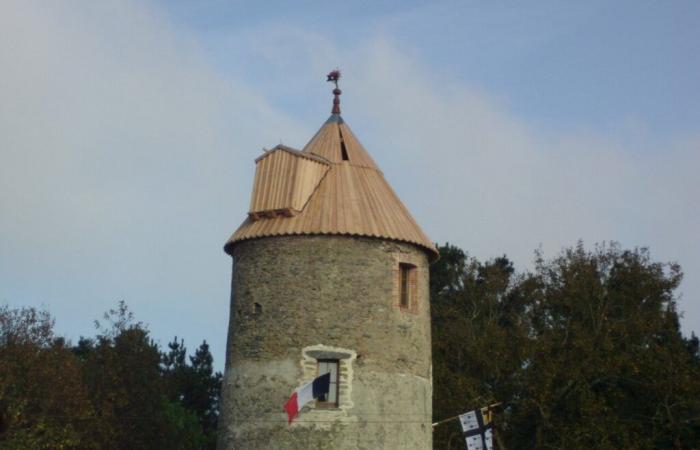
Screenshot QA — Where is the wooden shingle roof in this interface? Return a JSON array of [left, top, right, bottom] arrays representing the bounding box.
[[225, 113, 437, 259]]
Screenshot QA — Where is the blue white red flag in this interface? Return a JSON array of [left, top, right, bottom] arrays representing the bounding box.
[[284, 372, 331, 423]]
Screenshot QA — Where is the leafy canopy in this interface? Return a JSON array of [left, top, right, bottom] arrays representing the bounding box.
[[0, 301, 221, 450], [431, 242, 700, 450]]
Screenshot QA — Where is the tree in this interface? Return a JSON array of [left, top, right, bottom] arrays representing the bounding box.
[[186, 341, 221, 448], [431, 245, 526, 449], [431, 242, 700, 449], [1, 301, 220, 449], [0, 306, 97, 449], [76, 302, 206, 449], [162, 337, 222, 450]]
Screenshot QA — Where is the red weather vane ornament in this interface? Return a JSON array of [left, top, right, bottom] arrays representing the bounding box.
[[326, 69, 341, 85], [327, 69, 342, 114]]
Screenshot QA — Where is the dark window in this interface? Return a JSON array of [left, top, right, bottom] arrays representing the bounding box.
[[338, 126, 350, 161], [317, 359, 339, 407], [399, 263, 414, 309], [253, 302, 262, 315], [340, 141, 349, 161]]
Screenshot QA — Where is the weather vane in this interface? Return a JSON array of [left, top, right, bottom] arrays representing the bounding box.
[[327, 69, 342, 115]]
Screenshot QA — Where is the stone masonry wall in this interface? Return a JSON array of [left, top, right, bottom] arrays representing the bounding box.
[[217, 235, 432, 450]]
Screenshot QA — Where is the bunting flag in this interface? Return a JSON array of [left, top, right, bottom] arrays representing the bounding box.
[[459, 407, 494, 450], [284, 372, 331, 423]]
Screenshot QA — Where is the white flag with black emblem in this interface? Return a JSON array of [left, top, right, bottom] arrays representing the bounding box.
[[459, 408, 494, 450]]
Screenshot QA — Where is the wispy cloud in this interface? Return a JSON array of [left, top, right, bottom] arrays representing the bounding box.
[[0, 0, 305, 358], [1, 2, 697, 368], [358, 41, 700, 328]]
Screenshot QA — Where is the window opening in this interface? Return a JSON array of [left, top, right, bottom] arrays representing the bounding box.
[[316, 359, 339, 406], [338, 126, 349, 161], [399, 263, 414, 309], [253, 302, 262, 315]]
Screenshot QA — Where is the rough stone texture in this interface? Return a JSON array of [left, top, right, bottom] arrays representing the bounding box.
[[217, 235, 432, 450]]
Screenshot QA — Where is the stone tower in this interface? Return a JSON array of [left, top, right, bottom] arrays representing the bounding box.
[[217, 73, 438, 450]]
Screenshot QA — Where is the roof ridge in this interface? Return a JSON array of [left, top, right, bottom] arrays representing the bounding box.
[[256, 144, 331, 164]]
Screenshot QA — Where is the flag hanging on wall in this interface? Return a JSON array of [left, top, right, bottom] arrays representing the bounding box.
[[459, 407, 494, 450], [284, 372, 331, 423]]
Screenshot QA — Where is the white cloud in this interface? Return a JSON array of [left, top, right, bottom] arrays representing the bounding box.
[[0, 0, 306, 361], [347, 41, 700, 332], [1, 2, 697, 372]]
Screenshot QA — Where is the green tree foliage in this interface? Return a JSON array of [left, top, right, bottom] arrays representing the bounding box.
[[0, 302, 221, 450], [162, 338, 222, 450], [432, 245, 525, 450], [432, 242, 700, 450], [0, 306, 97, 449], [75, 302, 206, 449]]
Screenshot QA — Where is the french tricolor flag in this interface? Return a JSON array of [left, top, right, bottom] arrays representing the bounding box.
[[284, 372, 331, 423]]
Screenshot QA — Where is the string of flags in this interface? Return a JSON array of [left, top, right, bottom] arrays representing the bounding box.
[[433, 402, 500, 450], [283, 374, 498, 450], [459, 407, 494, 450]]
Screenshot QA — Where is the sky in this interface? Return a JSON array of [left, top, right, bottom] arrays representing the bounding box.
[[1, 0, 698, 370]]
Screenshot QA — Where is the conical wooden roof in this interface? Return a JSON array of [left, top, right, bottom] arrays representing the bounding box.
[[225, 113, 437, 259]]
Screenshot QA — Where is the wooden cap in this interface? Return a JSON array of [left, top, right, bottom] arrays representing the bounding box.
[[225, 115, 438, 260]]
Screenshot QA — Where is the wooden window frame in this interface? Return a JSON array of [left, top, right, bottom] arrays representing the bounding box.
[[398, 262, 416, 311], [315, 359, 340, 408]]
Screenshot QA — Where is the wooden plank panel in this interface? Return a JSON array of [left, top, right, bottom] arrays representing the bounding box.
[[249, 148, 328, 215]]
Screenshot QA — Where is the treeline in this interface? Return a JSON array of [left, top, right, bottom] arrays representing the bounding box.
[[431, 242, 700, 449], [0, 302, 221, 450]]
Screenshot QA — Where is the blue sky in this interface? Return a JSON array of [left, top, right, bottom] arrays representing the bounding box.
[[162, 0, 700, 134], [1, 0, 698, 369]]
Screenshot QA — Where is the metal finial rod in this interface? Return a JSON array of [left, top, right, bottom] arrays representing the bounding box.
[[326, 69, 341, 114]]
